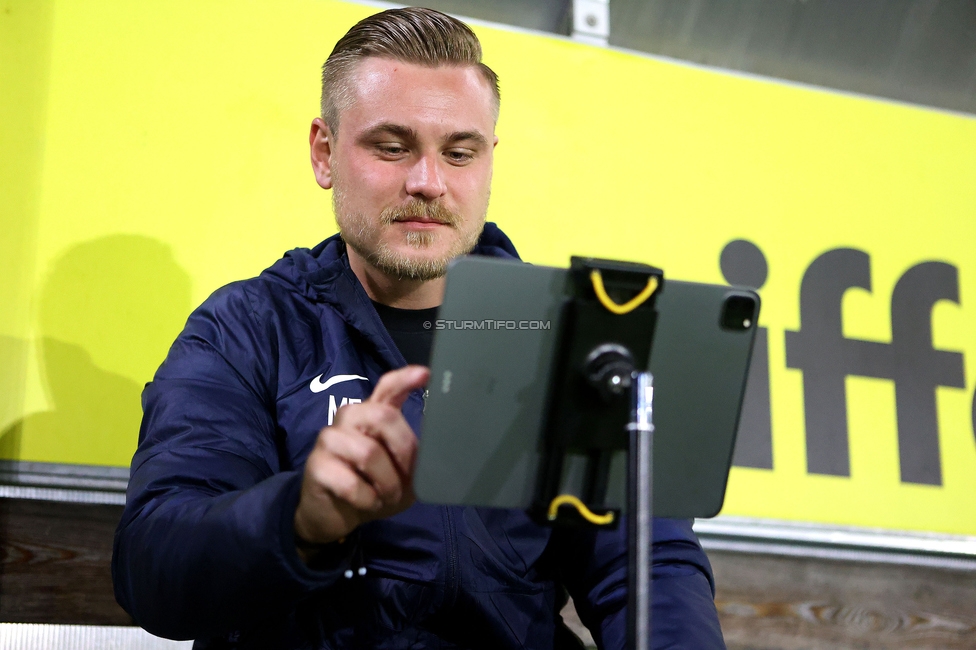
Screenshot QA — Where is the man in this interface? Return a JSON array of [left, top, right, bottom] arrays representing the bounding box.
[[113, 7, 726, 649]]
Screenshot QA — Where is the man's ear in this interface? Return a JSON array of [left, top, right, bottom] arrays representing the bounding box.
[[309, 117, 334, 190]]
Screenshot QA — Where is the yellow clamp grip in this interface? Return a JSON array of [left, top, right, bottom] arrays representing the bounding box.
[[547, 494, 615, 525], [590, 269, 659, 315]]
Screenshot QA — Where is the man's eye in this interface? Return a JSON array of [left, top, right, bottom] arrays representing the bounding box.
[[446, 150, 474, 164], [377, 144, 407, 156]]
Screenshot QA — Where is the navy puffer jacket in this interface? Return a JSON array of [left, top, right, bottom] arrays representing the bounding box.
[[112, 223, 726, 649]]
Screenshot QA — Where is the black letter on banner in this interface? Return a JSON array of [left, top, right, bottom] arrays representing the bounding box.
[[785, 249, 893, 477], [721, 239, 773, 470], [889, 262, 964, 485]]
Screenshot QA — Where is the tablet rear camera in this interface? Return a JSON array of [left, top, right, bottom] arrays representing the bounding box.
[[721, 294, 757, 331]]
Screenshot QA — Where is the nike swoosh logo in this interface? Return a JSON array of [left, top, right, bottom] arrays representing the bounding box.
[[310, 374, 369, 394]]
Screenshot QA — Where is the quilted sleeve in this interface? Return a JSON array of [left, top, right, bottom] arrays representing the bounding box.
[[112, 283, 354, 640]]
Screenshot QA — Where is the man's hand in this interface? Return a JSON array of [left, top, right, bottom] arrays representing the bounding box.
[[294, 366, 429, 552]]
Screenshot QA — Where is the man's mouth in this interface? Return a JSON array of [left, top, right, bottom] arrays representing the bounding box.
[[394, 216, 449, 225], [382, 200, 460, 228]]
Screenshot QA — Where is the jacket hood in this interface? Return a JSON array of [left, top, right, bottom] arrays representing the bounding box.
[[260, 222, 521, 305]]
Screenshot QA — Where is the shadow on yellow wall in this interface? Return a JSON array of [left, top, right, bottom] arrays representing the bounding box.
[[0, 235, 191, 466]]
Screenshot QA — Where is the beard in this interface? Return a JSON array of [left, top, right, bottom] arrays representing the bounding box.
[[333, 183, 486, 282]]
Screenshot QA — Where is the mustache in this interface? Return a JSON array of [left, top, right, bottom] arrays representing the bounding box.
[[380, 201, 461, 227]]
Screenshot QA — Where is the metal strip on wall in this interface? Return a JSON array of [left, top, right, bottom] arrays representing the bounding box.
[[0, 460, 127, 504], [0, 460, 129, 491], [0, 624, 191, 650], [695, 516, 976, 571]]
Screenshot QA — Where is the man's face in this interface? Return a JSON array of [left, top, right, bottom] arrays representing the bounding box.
[[311, 57, 497, 281]]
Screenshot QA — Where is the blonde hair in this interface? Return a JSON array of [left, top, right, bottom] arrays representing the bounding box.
[[321, 7, 500, 134]]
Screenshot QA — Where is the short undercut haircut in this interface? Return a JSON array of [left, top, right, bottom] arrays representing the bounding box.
[[321, 6, 500, 135]]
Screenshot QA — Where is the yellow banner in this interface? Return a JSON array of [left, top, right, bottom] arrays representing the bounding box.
[[2, 0, 974, 536]]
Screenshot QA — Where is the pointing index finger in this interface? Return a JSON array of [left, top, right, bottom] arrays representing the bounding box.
[[368, 365, 430, 409]]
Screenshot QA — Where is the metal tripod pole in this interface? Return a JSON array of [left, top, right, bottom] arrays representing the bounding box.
[[627, 371, 654, 650]]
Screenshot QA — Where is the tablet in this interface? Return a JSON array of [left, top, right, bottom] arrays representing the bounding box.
[[415, 256, 759, 518]]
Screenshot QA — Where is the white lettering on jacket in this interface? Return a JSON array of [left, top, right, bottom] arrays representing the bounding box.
[[328, 395, 362, 425]]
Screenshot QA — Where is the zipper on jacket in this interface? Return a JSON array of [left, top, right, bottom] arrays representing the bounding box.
[[443, 506, 460, 608]]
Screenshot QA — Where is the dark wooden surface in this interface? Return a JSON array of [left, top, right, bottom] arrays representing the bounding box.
[[4, 497, 976, 649], [710, 550, 976, 650], [0, 497, 131, 624]]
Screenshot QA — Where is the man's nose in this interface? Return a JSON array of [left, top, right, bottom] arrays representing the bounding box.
[[404, 154, 447, 200]]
